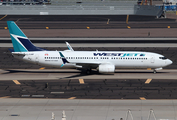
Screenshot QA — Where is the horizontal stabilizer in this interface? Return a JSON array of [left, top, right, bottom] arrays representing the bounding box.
[[8, 48, 14, 52]]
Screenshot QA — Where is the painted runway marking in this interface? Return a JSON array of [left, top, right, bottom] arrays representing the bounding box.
[[127, 26, 131, 29], [68, 97, 76, 99], [140, 97, 146, 100], [145, 79, 152, 84], [147, 68, 151, 70], [0, 96, 10, 99], [0, 15, 7, 21], [39, 67, 45, 70], [13, 80, 21, 85], [79, 79, 84, 84]]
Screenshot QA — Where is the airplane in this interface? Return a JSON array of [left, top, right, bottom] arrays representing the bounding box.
[[7, 21, 173, 74]]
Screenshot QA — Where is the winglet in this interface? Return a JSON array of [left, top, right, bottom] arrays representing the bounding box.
[[66, 42, 74, 51], [59, 52, 69, 67]]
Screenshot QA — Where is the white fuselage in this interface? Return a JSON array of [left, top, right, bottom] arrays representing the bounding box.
[[12, 51, 172, 70]]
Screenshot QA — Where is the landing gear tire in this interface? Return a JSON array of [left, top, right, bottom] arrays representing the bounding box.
[[86, 70, 90, 74], [87, 69, 92, 74], [86, 69, 92, 74], [153, 70, 156, 74]]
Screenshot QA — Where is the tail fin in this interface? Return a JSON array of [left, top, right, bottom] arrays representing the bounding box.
[[7, 21, 45, 52]]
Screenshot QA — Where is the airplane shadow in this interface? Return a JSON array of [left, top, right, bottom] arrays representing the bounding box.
[[59, 71, 167, 79], [114, 71, 166, 74], [2, 69, 80, 74], [2, 69, 167, 79], [60, 71, 106, 79]]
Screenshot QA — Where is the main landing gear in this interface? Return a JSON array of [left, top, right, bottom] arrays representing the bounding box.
[[153, 70, 156, 74], [86, 68, 92, 74], [81, 68, 92, 74]]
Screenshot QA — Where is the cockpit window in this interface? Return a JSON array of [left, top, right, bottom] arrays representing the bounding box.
[[159, 57, 167, 60]]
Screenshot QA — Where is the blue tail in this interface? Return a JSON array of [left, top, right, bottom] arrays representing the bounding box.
[[7, 21, 45, 52]]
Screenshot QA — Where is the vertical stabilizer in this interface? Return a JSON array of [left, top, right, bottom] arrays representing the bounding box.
[[7, 21, 45, 52]]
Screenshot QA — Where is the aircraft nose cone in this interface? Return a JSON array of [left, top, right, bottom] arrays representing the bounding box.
[[169, 60, 173, 65], [166, 59, 173, 65]]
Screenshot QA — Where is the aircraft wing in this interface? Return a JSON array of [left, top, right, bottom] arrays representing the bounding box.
[[76, 63, 100, 69], [59, 51, 102, 68]]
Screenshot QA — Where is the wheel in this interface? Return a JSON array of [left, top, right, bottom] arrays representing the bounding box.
[[86, 69, 92, 74], [81, 68, 92, 74], [86, 70, 91, 74]]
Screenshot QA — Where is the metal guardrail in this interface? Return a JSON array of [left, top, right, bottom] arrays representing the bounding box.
[[0, 5, 135, 10], [51, 1, 137, 6], [0, 1, 51, 5], [0, 1, 136, 6]]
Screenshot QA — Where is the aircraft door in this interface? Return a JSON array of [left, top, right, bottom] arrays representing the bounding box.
[[151, 55, 155, 63], [35, 54, 39, 63]]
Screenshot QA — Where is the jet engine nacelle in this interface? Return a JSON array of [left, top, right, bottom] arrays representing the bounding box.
[[98, 64, 115, 73]]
